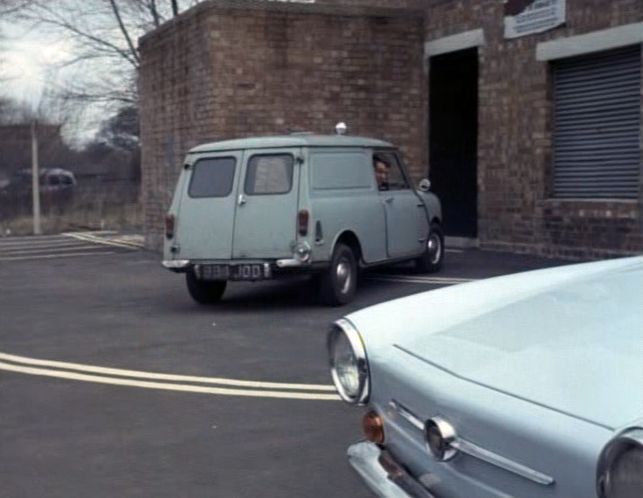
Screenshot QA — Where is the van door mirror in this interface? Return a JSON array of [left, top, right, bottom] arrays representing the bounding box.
[[418, 178, 431, 192]]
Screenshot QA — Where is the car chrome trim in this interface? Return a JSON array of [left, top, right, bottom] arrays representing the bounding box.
[[451, 438, 555, 486], [162, 259, 190, 269], [424, 417, 458, 462], [328, 319, 370, 405], [421, 416, 554, 485], [348, 441, 438, 498], [389, 400, 424, 431], [596, 427, 643, 498], [390, 405, 555, 486], [294, 242, 312, 263]]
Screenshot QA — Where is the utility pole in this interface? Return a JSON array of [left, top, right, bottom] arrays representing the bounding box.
[[31, 118, 41, 235]]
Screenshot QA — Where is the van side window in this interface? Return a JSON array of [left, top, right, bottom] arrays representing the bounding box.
[[188, 157, 236, 198], [245, 154, 294, 195], [311, 152, 371, 190], [373, 151, 409, 191]]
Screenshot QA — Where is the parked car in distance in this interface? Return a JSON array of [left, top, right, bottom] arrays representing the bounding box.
[[328, 256, 643, 497], [0, 167, 76, 198], [162, 131, 443, 306], [40, 168, 76, 194]]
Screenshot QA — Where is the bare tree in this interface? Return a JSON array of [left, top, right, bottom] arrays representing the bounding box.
[[0, 1, 32, 15], [3, 1, 201, 107]]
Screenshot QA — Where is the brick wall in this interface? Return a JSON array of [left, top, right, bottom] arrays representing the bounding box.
[[139, 5, 214, 250], [139, 1, 425, 250], [140, 0, 643, 258], [423, 0, 643, 258]]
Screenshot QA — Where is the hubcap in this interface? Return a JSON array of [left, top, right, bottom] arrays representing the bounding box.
[[428, 234, 442, 265], [336, 258, 352, 294]]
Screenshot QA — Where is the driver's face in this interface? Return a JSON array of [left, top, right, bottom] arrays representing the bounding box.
[[375, 161, 389, 186]]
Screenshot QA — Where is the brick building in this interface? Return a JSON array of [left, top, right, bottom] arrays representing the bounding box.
[[139, 0, 643, 258]]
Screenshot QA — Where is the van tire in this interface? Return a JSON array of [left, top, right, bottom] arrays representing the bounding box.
[[415, 222, 444, 273], [319, 243, 357, 306], [186, 271, 227, 304]]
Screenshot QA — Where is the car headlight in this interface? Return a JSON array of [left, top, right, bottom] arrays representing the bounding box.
[[327, 318, 370, 405], [597, 428, 643, 498]]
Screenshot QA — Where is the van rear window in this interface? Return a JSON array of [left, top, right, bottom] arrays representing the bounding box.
[[245, 154, 294, 195], [188, 157, 236, 198]]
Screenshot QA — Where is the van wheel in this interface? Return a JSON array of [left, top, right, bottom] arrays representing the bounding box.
[[415, 222, 444, 273], [319, 243, 357, 306], [186, 271, 227, 304]]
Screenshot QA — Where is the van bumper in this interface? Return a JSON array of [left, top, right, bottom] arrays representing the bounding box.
[[162, 259, 310, 270], [162, 259, 191, 271], [162, 260, 328, 278], [275, 258, 309, 268]]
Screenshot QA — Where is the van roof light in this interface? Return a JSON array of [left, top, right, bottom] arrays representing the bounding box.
[[335, 122, 347, 135]]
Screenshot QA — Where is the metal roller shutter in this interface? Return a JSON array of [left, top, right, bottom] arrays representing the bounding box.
[[553, 45, 641, 199]]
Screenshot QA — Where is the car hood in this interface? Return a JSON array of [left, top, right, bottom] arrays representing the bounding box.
[[349, 256, 643, 429]]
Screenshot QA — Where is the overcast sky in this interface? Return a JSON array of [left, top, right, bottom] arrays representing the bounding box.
[[1, 21, 73, 106], [0, 19, 100, 147]]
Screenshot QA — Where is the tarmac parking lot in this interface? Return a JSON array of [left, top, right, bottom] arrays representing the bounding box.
[[0, 233, 570, 498]]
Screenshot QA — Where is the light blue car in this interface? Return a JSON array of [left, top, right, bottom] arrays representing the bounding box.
[[328, 256, 643, 497]]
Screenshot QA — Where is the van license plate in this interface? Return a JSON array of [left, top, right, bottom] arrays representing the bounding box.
[[200, 264, 267, 281], [199, 264, 230, 280], [231, 264, 265, 281]]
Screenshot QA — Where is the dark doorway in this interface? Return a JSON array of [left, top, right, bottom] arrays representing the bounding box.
[[429, 48, 478, 238]]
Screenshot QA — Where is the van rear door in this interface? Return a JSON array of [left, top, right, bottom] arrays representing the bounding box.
[[232, 149, 299, 259], [175, 152, 241, 260]]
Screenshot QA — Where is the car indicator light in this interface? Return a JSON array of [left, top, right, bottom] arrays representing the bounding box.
[[363, 411, 385, 444]]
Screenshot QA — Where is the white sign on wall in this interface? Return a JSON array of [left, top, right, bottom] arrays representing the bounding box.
[[504, 0, 566, 39]]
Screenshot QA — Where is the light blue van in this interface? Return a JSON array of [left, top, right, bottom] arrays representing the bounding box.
[[162, 133, 443, 305]]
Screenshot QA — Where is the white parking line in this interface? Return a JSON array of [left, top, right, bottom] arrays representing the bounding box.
[[0, 352, 336, 392], [0, 232, 143, 262], [64, 232, 142, 250], [367, 274, 476, 285], [0, 245, 111, 256], [113, 235, 145, 248], [0, 251, 116, 261], [0, 238, 79, 248], [0, 234, 83, 241], [0, 361, 341, 401]]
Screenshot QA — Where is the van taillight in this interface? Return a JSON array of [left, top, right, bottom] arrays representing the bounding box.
[[165, 214, 175, 239], [297, 209, 309, 236]]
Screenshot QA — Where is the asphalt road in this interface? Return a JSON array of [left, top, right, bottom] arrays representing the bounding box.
[[0, 234, 569, 498]]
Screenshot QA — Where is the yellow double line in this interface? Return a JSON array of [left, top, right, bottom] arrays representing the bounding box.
[[0, 352, 339, 401]]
